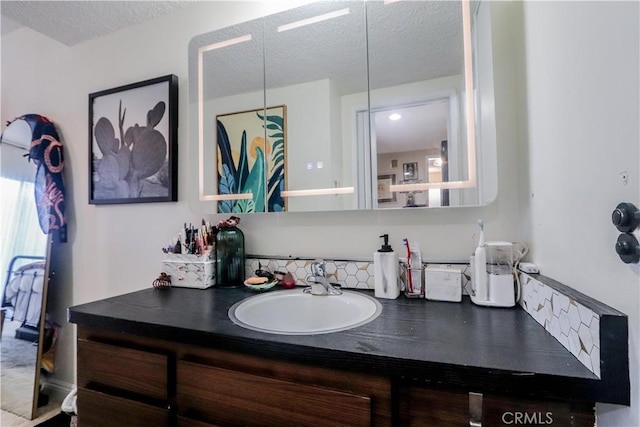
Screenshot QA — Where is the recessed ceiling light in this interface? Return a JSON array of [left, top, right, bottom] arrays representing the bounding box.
[[389, 113, 402, 121]]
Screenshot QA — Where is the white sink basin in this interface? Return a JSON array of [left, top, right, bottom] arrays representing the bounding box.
[[228, 289, 382, 335]]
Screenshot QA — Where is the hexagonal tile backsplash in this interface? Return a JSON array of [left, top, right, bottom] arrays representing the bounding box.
[[519, 273, 600, 378], [247, 257, 377, 290], [246, 257, 471, 292]]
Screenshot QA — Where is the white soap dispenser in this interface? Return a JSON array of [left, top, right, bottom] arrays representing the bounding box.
[[374, 234, 400, 299]]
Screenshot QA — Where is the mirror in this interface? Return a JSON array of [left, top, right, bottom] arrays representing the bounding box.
[[367, 0, 497, 209], [0, 117, 57, 420], [188, 0, 496, 213], [263, 1, 367, 212], [189, 18, 266, 213]]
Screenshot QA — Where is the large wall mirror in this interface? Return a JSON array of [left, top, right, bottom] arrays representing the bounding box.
[[188, 0, 496, 213], [0, 118, 54, 420]]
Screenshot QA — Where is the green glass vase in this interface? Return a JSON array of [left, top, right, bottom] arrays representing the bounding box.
[[215, 227, 245, 288]]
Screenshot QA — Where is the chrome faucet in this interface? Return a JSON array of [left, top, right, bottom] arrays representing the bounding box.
[[305, 259, 342, 296]]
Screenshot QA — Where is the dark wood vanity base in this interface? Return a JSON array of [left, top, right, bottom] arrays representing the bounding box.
[[69, 287, 626, 425]]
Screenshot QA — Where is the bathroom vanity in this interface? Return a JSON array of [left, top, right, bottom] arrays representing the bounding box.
[[68, 286, 627, 426]]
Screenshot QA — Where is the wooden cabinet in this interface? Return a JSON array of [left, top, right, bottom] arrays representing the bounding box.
[[399, 387, 469, 426], [77, 338, 169, 401], [76, 336, 171, 426], [77, 388, 169, 427], [480, 393, 594, 427], [76, 327, 594, 427], [400, 385, 595, 427], [177, 361, 372, 426], [76, 328, 390, 426]]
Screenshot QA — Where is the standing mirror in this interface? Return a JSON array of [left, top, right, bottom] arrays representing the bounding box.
[[0, 116, 59, 420], [188, 0, 497, 213]]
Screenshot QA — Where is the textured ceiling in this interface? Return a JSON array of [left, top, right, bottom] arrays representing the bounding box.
[[191, 1, 463, 100], [0, 1, 191, 46], [2, 1, 467, 155], [190, 1, 464, 153]]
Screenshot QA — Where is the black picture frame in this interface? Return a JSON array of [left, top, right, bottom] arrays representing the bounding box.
[[88, 74, 178, 204], [403, 162, 418, 180], [377, 174, 397, 203]]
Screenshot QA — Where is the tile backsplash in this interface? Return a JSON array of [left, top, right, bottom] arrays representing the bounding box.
[[246, 256, 471, 292], [247, 257, 376, 289], [519, 273, 601, 378]]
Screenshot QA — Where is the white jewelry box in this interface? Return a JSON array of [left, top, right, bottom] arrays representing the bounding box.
[[424, 266, 462, 302], [161, 250, 215, 289]]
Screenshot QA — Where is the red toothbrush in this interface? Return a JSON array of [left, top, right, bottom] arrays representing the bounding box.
[[403, 238, 414, 293]]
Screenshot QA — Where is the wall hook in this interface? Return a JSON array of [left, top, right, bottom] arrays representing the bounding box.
[[611, 202, 640, 232], [615, 233, 640, 264]]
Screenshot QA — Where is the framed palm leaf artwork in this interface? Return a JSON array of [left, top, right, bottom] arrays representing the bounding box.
[[216, 106, 287, 213]]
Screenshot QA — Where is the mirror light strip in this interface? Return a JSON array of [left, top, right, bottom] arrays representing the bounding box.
[[462, 0, 477, 187], [282, 187, 355, 197], [200, 193, 254, 202], [390, 181, 476, 192], [198, 34, 253, 200], [199, 34, 252, 54], [277, 8, 350, 33], [197, 47, 205, 198]]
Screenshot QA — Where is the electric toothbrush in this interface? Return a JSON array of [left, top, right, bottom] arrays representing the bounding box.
[[473, 219, 488, 301]]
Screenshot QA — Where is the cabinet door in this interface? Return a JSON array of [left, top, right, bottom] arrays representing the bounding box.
[[399, 387, 469, 426], [402, 386, 595, 427], [177, 415, 220, 427], [77, 338, 168, 401], [482, 394, 594, 427], [176, 360, 371, 426], [78, 388, 169, 427]]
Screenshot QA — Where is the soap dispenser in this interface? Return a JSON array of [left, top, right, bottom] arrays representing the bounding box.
[[374, 234, 400, 299]]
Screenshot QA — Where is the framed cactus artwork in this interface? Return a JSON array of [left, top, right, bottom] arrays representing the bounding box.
[[88, 74, 178, 204], [216, 106, 287, 213]]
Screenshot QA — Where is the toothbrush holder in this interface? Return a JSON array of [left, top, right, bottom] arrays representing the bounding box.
[[400, 261, 424, 298]]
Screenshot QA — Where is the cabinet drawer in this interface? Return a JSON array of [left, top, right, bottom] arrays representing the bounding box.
[[482, 394, 594, 427], [400, 387, 469, 426], [177, 415, 220, 427], [176, 360, 371, 426], [77, 339, 168, 401], [402, 386, 595, 427], [78, 387, 169, 427]]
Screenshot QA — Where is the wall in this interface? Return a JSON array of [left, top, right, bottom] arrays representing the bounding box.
[[519, 1, 640, 425], [5, 2, 636, 423]]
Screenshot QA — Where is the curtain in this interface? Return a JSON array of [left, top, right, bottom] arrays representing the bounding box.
[[0, 177, 48, 304]]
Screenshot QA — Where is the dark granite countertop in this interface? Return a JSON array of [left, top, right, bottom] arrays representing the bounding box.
[[68, 286, 623, 404]]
